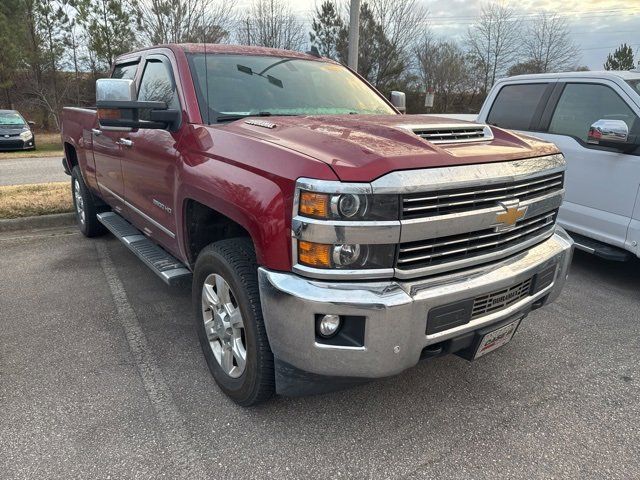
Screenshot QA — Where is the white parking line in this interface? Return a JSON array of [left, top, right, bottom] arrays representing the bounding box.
[[95, 241, 206, 479]]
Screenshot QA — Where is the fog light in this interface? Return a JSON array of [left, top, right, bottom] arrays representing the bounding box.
[[318, 314, 341, 337]]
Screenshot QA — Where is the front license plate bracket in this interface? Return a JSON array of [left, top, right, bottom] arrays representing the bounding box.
[[455, 314, 525, 361]]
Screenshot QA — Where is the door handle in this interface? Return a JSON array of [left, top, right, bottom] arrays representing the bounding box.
[[117, 138, 133, 147], [91, 128, 102, 136]]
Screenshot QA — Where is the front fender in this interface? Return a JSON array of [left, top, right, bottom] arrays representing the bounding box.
[[177, 161, 292, 271]]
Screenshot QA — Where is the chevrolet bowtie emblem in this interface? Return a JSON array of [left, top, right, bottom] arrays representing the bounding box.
[[494, 200, 527, 232]]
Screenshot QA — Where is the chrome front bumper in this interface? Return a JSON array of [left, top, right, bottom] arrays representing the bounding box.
[[258, 228, 574, 379]]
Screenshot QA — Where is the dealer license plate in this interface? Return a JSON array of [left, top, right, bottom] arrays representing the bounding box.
[[473, 319, 521, 359]]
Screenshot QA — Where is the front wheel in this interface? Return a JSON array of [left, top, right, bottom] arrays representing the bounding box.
[[193, 238, 275, 406]]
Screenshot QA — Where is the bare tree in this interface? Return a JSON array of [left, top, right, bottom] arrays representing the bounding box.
[[466, 2, 521, 94], [415, 33, 473, 112], [522, 12, 579, 73], [367, 0, 426, 88], [135, 0, 235, 45], [237, 0, 305, 51]]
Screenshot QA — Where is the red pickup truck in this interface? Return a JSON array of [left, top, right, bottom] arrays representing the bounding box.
[[61, 44, 573, 406]]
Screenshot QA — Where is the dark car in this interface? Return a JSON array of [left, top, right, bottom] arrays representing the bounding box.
[[0, 110, 36, 151]]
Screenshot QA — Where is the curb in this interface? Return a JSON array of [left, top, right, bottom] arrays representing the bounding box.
[[0, 212, 76, 233]]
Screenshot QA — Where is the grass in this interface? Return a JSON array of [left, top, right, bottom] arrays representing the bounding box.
[[0, 132, 64, 159], [0, 181, 73, 219]]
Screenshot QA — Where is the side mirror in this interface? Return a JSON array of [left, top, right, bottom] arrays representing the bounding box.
[[390, 91, 406, 114], [587, 119, 630, 148], [96, 78, 181, 132], [27, 120, 36, 128]]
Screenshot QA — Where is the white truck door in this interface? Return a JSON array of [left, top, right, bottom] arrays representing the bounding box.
[[540, 81, 640, 249]]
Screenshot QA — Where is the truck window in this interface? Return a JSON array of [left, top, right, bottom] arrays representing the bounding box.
[[549, 83, 638, 141], [112, 62, 138, 80], [486, 83, 549, 130], [187, 54, 395, 122], [138, 60, 179, 110]]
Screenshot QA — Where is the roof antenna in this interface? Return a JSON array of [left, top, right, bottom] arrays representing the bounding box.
[[306, 46, 321, 58]]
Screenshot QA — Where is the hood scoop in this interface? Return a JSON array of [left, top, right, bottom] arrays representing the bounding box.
[[409, 124, 494, 144]]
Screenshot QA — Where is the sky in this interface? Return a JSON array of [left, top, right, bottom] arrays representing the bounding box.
[[238, 0, 640, 70]]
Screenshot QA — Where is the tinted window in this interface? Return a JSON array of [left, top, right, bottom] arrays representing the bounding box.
[[487, 83, 549, 130], [138, 60, 179, 109], [112, 63, 138, 80], [549, 83, 638, 141]]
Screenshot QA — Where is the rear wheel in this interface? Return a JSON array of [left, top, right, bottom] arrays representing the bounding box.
[[193, 238, 275, 406], [71, 166, 105, 237]]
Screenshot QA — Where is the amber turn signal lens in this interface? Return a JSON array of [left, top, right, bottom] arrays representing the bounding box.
[[298, 241, 331, 268], [299, 191, 329, 218], [97, 108, 121, 120]]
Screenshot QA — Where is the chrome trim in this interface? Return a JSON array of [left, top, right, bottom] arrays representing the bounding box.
[[258, 229, 574, 378], [291, 216, 400, 244], [573, 242, 595, 254], [98, 182, 176, 239], [398, 213, 556, 260], [395, 226, 556, 279], [296, 177, 371, 194], [292, 263, 395, 280], [402, 173, 563, 214], [371, 154, 565, 195], [400, 189, 564, 243]]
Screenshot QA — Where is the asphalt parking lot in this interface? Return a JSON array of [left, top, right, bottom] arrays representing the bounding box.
[[1, 226, 639, 479]]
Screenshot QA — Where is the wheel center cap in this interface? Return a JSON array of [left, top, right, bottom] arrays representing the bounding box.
[[213, 311, 232, 341]]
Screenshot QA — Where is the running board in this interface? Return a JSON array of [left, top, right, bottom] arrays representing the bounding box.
[[97, 212, 192, 285], [568, 231, 632, 262]]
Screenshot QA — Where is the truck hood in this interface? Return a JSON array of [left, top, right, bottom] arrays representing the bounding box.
[[226, 114, 559, 182]]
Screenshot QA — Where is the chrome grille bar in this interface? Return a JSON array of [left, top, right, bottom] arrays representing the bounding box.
[[397, 210, 557, 267], [403, 172, 564, 218]]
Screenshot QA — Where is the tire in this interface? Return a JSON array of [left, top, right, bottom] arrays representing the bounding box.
[[193, 238, 275, 406], [71, 166, 105, 237]]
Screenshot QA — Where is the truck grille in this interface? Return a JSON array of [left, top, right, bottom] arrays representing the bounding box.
[[412, 125, 490, 143], [402, 172, 564, 219], [397, 210, 557, 270], [471, 278, 532, 319]]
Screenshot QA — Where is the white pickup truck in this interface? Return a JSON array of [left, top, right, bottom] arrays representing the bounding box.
[[444, 71, 640, 260]]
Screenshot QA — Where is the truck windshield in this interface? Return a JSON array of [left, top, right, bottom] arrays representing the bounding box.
[[188, 54, 396, 122], [0, 112, 25, 126]]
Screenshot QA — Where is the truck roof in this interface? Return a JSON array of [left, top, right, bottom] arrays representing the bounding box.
[[117, 43, 332, 64], [501, 70, 640, 82]]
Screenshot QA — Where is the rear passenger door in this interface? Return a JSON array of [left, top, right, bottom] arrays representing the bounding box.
[[121, 54, 183, 254], [539, 81, 640, 248]]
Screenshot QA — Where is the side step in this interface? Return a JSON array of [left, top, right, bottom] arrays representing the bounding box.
[[97, 212, 192, 285], [568, 231, 633, 262]]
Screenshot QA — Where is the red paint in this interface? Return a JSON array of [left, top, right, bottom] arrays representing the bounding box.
[[61, 44, 561, 273]]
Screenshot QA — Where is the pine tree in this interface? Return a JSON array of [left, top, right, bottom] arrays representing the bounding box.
[[75, 0, 136, 71], [309, 1, 344, 60], [604, 43, 635, 71]]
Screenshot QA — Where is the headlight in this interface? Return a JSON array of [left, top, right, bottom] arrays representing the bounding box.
[[294, 178, 400, 278], [299, 191, 398, 220], [297, 241, 395, 270], [19, 130, 33, 141]]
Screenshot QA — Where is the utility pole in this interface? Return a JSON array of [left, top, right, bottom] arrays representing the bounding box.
[[348, 0, 360, 71]]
